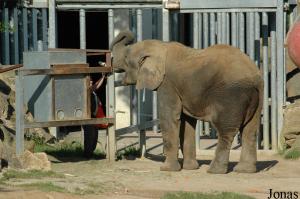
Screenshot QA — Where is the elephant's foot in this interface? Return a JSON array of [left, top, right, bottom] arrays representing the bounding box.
[[233, 163, 256, 173], [183, 159, 199, 170], [160, 159, 181, 171], [207, 161, 228, 174]]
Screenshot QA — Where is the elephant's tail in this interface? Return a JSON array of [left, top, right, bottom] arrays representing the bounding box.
[[242, 78, 263, 130]]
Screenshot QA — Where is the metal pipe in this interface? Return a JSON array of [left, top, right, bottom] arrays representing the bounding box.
[[226, 13, 230, 44], [16, 70, 24, 155], [193, 13, 199, 49], [196, 120, 200, 150], [239, 12, 245, 52], [32, 9, 38, 51], [79, 9, 86, 49], [162, 8, 169, 42], [137, 8, 146, 157], [42, 8, 48, 50], [203, 13, 208, 47], [217, 12, 222, 44], [22, 8, 28, 53], [255, 12, 261, 67], [3, 8, 10, 64], [13, 8, 19, 64], [152, 9, 158, 133], [198, 13, 203, 48], [248, 12, 255, 60], [221, 12, 226, 44], [48, 0, 56, 48], [271, 16, 277, 150], [210, 13, 216, 45], [262, 12, 269, 150], [107, 9, 116, 161], [231, 12, 237, 47], [276, 0, 284, 147]]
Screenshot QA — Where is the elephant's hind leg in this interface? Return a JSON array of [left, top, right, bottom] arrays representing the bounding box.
[[179, 114, 199, 170], [207, 129, 237, 174], [233, 112, 260, 173]]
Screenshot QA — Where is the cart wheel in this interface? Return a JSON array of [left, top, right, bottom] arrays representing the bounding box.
[[83, 125, 98, 158]]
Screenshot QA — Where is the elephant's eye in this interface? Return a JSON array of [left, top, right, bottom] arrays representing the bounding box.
[[138, 56, 148, 66]]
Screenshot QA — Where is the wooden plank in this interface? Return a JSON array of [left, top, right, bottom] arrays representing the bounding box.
[[0, 64, 23, 73], [51, 63, 89, 68], [25, 118, 114, 128], [20, 67, 113, 76]]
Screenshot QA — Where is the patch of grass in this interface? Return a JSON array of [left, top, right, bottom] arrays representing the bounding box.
[[20, 182, 66, 193], [284, 148, 300, 159], [34, 142, 106, 159], [2, 169, 64, 181], [161, 192, 255, 199], [117, 146, 140, 160]]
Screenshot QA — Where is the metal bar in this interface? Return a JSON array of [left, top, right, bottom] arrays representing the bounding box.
[[231, 12, 237, 47], [226, 13, 230, 44], [16, 70, 24, 155], [270, 16, 277, 150], [152, 9, 158, 133], [248, 12, 255, 60], [221, 12, 226, 44], [25, 118, 114, 128], [32, 9, 38, 51], [210, 13, 215, 45], [162, 9, 170, 40], [22, 8, 29, 52], [198, 13, 202, 48], [107, 8, 116, 161], [203, 13, 208, 47], [137, 8, 146, 158], [57, 4, 162, 9], [276, 0, 284, 147], [217, 13, 222, 44], [49, 0, 57, 48], [255, 12, 261, 67], [196, 120, 200, 150], [180, 0, 278, 9], [180, 8, 277, 13], [3, 8, 10, 64], [262, 12, 269, 150], [79, 9, 86, 49], [193, 13, 199, 49], [13, 8, 19, 64], [42, 8, 48, 50], [239, 12, 245, 52]]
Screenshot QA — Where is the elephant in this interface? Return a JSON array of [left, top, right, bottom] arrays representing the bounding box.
[[111, 31, 263, 174]]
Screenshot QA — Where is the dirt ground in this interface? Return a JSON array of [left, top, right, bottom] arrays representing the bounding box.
[[0, 133, 300, 199]]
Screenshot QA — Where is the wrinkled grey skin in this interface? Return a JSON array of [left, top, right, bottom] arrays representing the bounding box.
[[111, 31, 263, 173]]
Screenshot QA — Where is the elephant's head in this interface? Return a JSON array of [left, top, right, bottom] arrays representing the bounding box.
[[111, 31, 167, 90]]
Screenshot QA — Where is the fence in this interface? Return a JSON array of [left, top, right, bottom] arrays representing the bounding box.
[[1, 0, 289, 160], [0, 5, 48, 64]]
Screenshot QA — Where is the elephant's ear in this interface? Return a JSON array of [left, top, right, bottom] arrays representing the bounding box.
[[136, 53, 166, 90]]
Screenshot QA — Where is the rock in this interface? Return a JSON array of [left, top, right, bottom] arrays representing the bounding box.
[[18, 150, 51, 171]]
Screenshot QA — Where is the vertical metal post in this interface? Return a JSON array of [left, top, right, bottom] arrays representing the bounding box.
[[137, 9, 146, 157], [221, 12, 226, 44], [203, 13, 208, 47], [239, 12, 245, 52], [271, 16, 277, 150], [152, 9, 158, 133], [217, 12, 222, 44], [198, 13, 203, 49], [42, 8, 48, 50], [276, 0, 285, 146], [193, 13, 201, 150], [210, 13, 215, 46], [13, 8, 19, 64], [248, 12, 255, 60], [162, 8, 169, 42], [22, 8, 28, 52], [48, 0, 56, 48], [255, 12, 261, 67], [79, 9, 86, 49], [262, 12, 270, 150], [107, 9, 116, 161], [3, 8, 10, 64], [32, 9, 38, 51], [171, 12, 179, 41], [226, 13, 230, 44], [16, 70, 24, 155], [231, 12, 237, 47]]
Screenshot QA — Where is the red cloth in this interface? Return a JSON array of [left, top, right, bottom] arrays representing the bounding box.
[[95, 101, 108, 129]]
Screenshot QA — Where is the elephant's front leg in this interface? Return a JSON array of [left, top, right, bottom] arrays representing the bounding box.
[[158, 83, 182, 171], [180, 115, 199, 170]]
